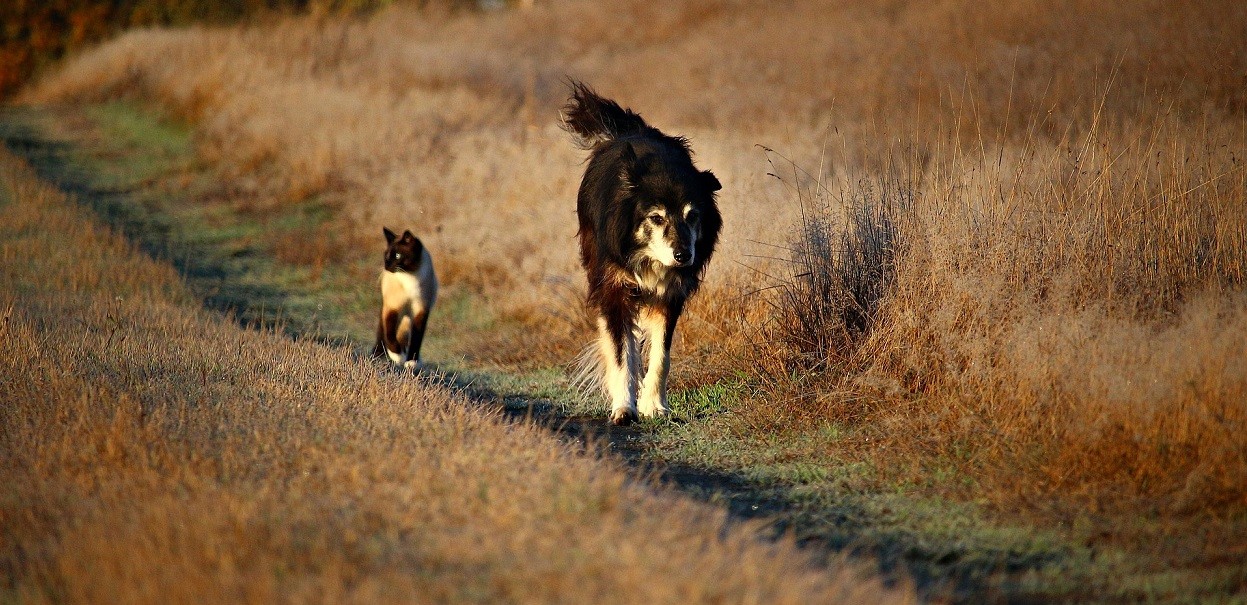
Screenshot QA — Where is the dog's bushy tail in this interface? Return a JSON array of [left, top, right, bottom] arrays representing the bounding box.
[[568, 340, 606, 397], [560, 80, 649, 149]]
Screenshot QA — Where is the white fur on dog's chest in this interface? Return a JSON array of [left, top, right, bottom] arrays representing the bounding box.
[[633, 262, 679, 299]]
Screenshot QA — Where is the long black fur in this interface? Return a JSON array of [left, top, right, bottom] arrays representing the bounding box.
[[562, 81, 722, 422]]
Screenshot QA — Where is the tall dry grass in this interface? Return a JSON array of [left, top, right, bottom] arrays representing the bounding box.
[[0, 148, 904, 602], [761, 106, 1247, 515], [17, 0, 1247, 521]]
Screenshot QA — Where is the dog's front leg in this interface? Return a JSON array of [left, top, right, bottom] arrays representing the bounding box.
[[637, 306, 672, 418], [597, 315, 639, 425]]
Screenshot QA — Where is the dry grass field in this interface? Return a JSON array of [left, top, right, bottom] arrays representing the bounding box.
[[0, 147, 902, 602], [9, 0, 1247, 599]]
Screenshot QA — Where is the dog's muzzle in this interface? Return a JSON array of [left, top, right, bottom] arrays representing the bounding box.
[[673, 249, 693, 266]]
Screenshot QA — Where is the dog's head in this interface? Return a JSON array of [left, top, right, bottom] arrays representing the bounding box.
[[618, 142, 722, 270], [382, 227, 424, 273]]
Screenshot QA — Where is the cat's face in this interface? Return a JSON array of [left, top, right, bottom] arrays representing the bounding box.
[[383, 227, 423, 273]]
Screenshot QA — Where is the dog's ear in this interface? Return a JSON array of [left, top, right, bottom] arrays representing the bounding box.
[[384, 227, 397, 244], [401, 230, 415, 242], [620, 141, 637, 164], [700, 169, 722, 192], [619, 142, 648, 190]]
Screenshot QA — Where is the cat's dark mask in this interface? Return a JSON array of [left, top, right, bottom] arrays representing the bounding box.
[[383, 227, 423, 273]]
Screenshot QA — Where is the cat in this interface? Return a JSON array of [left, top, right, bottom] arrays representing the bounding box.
[[372, 227, 437, 370]]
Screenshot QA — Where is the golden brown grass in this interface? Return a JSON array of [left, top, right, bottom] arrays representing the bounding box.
[[0, 149, 904, 602], [752, 98, 1247, 508], [16, 0, 1247, 572]]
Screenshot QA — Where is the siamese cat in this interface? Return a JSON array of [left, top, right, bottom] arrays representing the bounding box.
[[372, 227, 437, 369]]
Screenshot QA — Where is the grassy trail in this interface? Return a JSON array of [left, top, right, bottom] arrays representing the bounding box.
[[3, 102, 1240, 603], [0, 107, 908, 603]]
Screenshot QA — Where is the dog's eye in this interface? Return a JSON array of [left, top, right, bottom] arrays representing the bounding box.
[[648, 214, 666, 226]]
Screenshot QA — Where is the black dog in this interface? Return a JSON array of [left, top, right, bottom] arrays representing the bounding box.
[[562, 81, 722, 425]]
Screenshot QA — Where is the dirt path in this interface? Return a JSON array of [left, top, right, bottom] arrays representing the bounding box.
[[480, 388, 794, 522]]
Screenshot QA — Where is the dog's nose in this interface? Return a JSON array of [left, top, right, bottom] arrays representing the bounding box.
[[673, 250, 691, 264]]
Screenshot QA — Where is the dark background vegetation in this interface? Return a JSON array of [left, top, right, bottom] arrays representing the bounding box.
[[0, 0, 491, 97]]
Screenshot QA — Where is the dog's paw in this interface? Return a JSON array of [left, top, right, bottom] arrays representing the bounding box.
[[637, 393, 670, 419], [403, 360, 418, 372], [609, 407, 638, 426]]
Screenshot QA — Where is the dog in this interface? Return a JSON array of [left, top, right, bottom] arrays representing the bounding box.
[[372, 227, 438, 370], [561, 81, 722, 425]]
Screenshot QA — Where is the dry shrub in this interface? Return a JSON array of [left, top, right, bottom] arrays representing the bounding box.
[[771, 170, 905, 373]]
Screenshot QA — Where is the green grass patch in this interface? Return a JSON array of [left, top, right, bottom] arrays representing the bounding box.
[[668, 379, 736, 419], [87, 101, 194, 161]]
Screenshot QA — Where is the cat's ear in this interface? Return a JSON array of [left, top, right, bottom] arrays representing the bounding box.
[[401, 230, 415, 242], [383, 227, 397, 244]]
